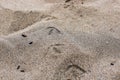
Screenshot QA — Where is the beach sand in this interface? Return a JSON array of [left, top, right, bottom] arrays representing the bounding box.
[[0, 0, 120, 80]]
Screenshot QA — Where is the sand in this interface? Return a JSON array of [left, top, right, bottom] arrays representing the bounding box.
[[0, 0, 120, 80]]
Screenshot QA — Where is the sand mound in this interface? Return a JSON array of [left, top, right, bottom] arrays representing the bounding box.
[[0, 0, 120, 80], [0, 8, 57, 35]]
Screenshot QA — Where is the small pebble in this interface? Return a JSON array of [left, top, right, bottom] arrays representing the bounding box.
[[29, 42, 33, 44], [110, 63, 114, 66], [17, 65, 20, 70], [22, 34, 27, 37], [20, 70, 25, 72]]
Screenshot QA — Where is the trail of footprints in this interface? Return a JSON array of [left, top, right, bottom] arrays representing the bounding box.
[[1, 25, 120, 80]]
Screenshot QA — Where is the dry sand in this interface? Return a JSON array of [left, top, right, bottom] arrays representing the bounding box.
[[0, 0, 120, 80]]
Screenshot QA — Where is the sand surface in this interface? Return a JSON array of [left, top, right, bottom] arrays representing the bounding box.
[[0, 0, 120, 80]]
